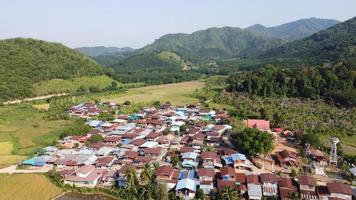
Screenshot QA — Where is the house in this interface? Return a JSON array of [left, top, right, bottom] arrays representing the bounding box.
[[245, 119, 270, 131], [176, 170, 199, 199], [142, 147, 164, 159], [95, 156, 116, 168], [275, 149, 300, 168], [118, 151, 139, 165], [100, 170, 118, 186], [95, 146, 114, 156], [63, 165, 105, 188], [278, 176, 298, 200], [246, 174, 262, 200], [155, 165, 179, 190], [259, 173, 278, 197], [133, 156, 154, 168], [316, 186, 329, 200], [327, 182, 352, 200], [140, 141, 159, 149], [236, 173, 247, 195], [298, 175, 317, 200], [223, 152, 252, 170], [217, 167, 236, 189], [179, 146, 195, 154], [197, 168, 215, 194], [181, 152, 199, 168], [103, 136, 121, 146], [200, 151, 222, 168]]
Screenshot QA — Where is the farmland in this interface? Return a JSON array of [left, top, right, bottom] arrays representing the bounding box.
[[0, 174, 62, 200], [0, 104, 70, 167], [104, 80, 204, 105]]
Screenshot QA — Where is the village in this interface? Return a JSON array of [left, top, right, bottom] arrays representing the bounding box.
[[19, 101, 355, 200]]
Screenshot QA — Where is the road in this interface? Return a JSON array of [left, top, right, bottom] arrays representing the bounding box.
[[3, 93, 68, 105], [0, 165, 52, 174]]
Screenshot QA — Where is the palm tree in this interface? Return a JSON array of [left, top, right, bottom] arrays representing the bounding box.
[[140, 163, 153, 185], [220, 187, 239, 200], [124, 167, 139, 193], [138, 184, 154, 200]]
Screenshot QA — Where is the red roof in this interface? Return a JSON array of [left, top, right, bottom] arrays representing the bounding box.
[[197, 168, 215, 177], [327, 182, 352, 195], [200, 152, 218, 160], [123, 151, 139, 159], [279, 177, 295, 189], [220, 167, 236, 176], [144, 147, 162, 155], [104, 136, 121, 142], [236, 173, 246, 183], [298, 175, 317, 187], [147, 119, 165, 126], [135, 156, 154, 163], [246, 119, 270, 131], [89, 142, 105, 150], [146, 132, 160, 139], [179, 146, 194, 153], [96, 156, 115, 165], [131, 139, 146, 146], [217, 179, 236, 189], [260, 173, 277, 183], [155, 165, 174, 177], [218, 147, 237, 156], [246, 174, 260, 184], [123, 133, 139, 139]]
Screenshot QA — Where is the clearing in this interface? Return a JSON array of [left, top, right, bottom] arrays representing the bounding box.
[[0, 174, 61, 200], [104, 80, 204, 105]]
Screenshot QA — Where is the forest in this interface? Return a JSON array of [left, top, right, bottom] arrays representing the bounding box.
[[226, 63, 356, 107]]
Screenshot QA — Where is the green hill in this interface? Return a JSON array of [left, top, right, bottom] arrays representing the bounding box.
[[0, 38, 104, 101], [259, 17, 356, 65], [246, 18, 339, 40], [75, 46, 136, 66], [141, 27, 284, 62]]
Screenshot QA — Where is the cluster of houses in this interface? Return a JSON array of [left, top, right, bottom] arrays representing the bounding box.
[[20, 102, 354, 199]]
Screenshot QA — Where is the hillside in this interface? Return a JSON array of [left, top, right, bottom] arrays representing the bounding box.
[[259, 17, 356, 65], [141, 27, 285, 62], [75, 46, 136, 66], [0, 38, 104, 101], [246, 18, 339, 40]]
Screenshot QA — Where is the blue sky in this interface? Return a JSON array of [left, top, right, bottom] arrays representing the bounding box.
[[0, 0, 355, 48]]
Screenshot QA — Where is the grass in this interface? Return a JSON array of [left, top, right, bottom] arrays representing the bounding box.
[[0, 174, 62, 200], [0, 104, 70, 167], [32, 75, 119, 96], [320, 134, 356, 156], [104, 80, 204, 105]]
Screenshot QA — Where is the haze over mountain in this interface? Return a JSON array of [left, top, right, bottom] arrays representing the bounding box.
[[245, 17, 339, 40]]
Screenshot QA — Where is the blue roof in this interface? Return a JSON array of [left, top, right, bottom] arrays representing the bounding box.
[[86, 120, 103, 127], [176, 178, 198, 192], [176, 111, 186, 117], [22, 157, 46, 167], [231, 153, 247, 161], [224, 157, 234, 165], [179, 170, 198, 180], [182, 152, 198, 160], [122, 139, 132, 145]]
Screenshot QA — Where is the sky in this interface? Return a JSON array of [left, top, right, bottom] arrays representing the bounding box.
[[0, 0, 355, 48]]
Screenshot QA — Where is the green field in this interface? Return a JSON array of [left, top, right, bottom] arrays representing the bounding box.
[[0, 104, 70, 167], [0, 174, 62, 200], [104, 80, 204, 105], [32, 75, 119, 96]]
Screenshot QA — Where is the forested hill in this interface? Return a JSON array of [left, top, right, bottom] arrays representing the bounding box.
[[0, 38, 103, 101], [75, 46, 136, 66], [141, 27, 285, 62], [259, 17, 356, 65], [245, 18, 339, 40]]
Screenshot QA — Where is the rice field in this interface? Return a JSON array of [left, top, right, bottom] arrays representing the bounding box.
[[0, 174, 62, 200], [104, 81, 204, 105]]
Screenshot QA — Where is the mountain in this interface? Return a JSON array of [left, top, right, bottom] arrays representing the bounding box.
[[259, 17, 356, 65], [246, 18, 339, 40], [140, 27, 285, 62], [0, 38, 104, 101], [75, 46, 136, 66]]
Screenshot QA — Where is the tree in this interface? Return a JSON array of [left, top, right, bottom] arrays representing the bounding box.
[[231, 128, 274, 156], [153, 183, 169, 200], [300, 133, 320, 147], [88, 134, 104, 143], [217, 187, 239, 200], [140, 163, 154, 185], [125, 167, 139, 193], [195, 188, 204, 199], [153, 101, 161, 108], [124, 100, 131, 106], [97, 112, 114, 121], [171, 155, 180, 167]]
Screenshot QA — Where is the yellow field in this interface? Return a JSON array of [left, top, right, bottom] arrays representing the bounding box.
[[105, 81, 204, 105], [32, 103, 50, 110], [0, 174, 62, 200]]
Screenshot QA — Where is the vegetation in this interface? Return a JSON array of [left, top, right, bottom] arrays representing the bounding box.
[[216, 187, 239, 200], [246, 18, 339, 40], [227, 64, 356, 107], [231, 128, 274, 156], [0, 38, 103, 101], [0, 174, 62, 200], [32, 76, 121, 96]]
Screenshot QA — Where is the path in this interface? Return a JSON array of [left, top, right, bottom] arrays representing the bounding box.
[[3, 93, 68, 105], [0, 165, 52, 174]]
